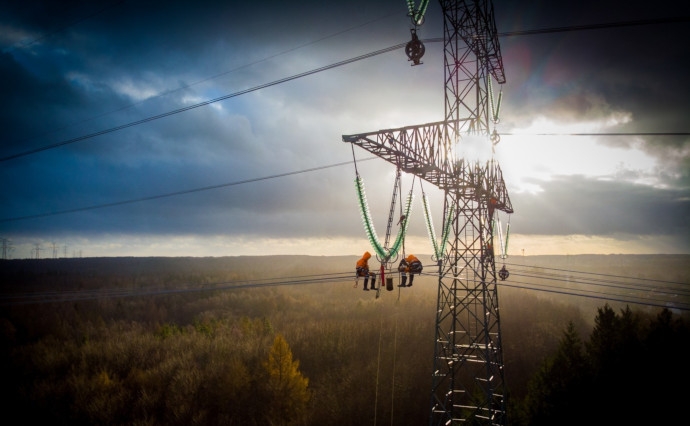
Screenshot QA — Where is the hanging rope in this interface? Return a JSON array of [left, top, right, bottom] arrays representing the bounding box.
[[389, 309, 399, 426], [397, 171, 405, 261], [504, 215, 511, 258], [372, 303, 402, 426], [383, 169, 403, 263], [373, 311, 383, 426]]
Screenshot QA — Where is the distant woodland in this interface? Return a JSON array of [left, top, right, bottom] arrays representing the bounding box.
[[1, 254, 688, 425]]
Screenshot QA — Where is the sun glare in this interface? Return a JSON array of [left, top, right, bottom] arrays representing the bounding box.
[[495, 116, 657, 194], [455, 133, 494, 163]]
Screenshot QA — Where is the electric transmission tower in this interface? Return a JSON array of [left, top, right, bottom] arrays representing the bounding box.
[[342, 1, 512, 424], [1, 238, 11, 260]]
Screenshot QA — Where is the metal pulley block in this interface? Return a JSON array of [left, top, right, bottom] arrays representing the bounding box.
[[405, 28, 425, 66]]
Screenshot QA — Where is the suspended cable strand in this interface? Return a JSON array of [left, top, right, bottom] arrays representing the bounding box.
[[10, 11, 398, 147], [1, 45, 405, 162], [498, 16, 690, 37], [509, 271, 690, 299], [504, 262, 690, 287], [0, 157, 376, 223], [509, 267, 690, 293], [3, 265, 687, 311], [0, 271, 357, 306], [502, 132, 690, 136], [499, 280, 689, 311]]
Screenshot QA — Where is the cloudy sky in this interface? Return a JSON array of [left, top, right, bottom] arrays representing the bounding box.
[[1, 0, 688, 259]]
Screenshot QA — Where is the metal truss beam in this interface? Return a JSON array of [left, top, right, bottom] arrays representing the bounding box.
[[343, 123, 512, 213]]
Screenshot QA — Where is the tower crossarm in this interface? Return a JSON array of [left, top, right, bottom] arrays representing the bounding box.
[[343, 119, 460, 190], [342, 120, 512, 213]]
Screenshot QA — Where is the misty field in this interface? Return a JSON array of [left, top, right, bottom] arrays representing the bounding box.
[[1, 255, 688, 425]]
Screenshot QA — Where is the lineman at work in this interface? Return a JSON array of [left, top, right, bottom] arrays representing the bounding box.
[[397, 254, 423, 287], [355, 251, 377, 291]]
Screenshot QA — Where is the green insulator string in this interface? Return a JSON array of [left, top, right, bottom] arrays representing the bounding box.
[[488, 76, 502, 123], [440, 205, 453, 257], [422, 194, 439, 257], [355, 175, 385, 259], [355, 175, 413, 262], [494, 91, 503, 123], [494, 214, 511, 259], [422, 193, 453, 260], [496, 217, 505, 259], [504, 220, 510, 258], [406, 0, 429, 25]]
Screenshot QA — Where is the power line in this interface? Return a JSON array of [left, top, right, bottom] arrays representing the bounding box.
[[0, 270, 357, 306], [0, 157, 375, 223], [509, 269, 687, 297], [9, 11, 398, 147], [497, 261, 690, 311], [0, 45, 405, 162], [4, 16, 688, 162], [502, 132, 690, 137], [1, 264, 686, 311], [504, 261, 689, 287], [418, 267, 688, 311], [497, 280, 686, 312], [507, 271, 688, 302], [497, 16, 690, 37]]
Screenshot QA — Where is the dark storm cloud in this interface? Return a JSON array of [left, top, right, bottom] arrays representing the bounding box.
[[511, 174, 690, 236], [496, 0, 690, 179]]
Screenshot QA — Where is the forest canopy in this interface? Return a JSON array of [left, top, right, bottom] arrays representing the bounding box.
[[1, 255, 688, 425]]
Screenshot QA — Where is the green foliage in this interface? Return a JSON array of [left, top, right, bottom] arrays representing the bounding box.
[[515, 304, 690, 426], [2, 314, 280, 425], [518, 322, 589, 426], [155, 323, 184, 339]]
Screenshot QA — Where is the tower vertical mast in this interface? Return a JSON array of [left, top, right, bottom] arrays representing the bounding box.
[[342, 1, 511, 424]]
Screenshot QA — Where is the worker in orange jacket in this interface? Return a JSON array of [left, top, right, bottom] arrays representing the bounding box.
[[355, 251, 377, 291], [397, 254, 423, 287]]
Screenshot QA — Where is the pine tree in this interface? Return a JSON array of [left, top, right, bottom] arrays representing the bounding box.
[[521, 321, 589, 426], [262, 334, 311, 425], [586, 304, 644, 424]]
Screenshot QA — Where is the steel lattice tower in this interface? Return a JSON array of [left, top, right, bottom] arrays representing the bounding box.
[[342, 1, 512, 424]]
